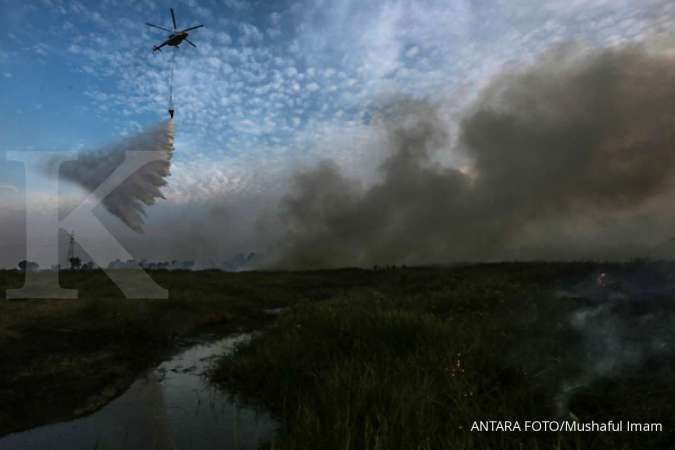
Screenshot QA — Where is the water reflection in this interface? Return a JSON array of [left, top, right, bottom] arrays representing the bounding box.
[[0, 334, 276, 450]]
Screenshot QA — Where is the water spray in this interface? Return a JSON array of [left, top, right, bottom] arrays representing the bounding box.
[[47, 120, 175, 233]]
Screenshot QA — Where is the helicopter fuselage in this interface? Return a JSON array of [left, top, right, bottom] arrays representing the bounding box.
[[147, 8, 202, 53], [166, 31, 188, 47]]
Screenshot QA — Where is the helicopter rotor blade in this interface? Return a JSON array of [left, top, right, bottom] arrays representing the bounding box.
[[182, 24, 204, 32], [170, 8, 177, 30], [185, 38, 197, 48], [146, 22, 172, 32]]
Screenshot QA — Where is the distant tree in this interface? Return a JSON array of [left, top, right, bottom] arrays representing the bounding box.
[[18, 260, 39, 272], [69, 257, 81, 271]]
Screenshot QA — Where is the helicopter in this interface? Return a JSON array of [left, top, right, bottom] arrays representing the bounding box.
[[146, 8, 203, 53]]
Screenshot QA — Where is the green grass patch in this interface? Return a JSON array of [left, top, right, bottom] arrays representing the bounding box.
[[213, 263, 675, 449]]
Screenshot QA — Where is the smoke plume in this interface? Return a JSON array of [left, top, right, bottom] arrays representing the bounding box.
[[53, 120, 174, 233], [552, 267, 675, 416], [271, 43, 675, 268]]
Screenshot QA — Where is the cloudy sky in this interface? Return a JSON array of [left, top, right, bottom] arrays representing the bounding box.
[[1, 0, 675, 267]]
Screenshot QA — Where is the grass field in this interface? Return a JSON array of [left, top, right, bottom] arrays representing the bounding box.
[[211, 262, 675, 449], [0, 269, 366, 435], [1, 263, 675, 449]]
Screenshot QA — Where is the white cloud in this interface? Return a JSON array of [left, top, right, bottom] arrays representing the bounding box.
[[239, 23, 264, 45], [215, 32, 232, 46], [270, 12, 282, 25], [223, 0, 250, 11], [14, 0, 674, 200]]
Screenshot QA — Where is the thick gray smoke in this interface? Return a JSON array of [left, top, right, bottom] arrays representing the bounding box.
[[53, 121, 175, 233], [271, 43, 675, 268], [552, 268, 675, 416]]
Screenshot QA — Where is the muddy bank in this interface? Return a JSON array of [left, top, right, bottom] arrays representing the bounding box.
[[0, 309, 278, 437], [0, 334, 276, 450], [0, 268, 371, 436]]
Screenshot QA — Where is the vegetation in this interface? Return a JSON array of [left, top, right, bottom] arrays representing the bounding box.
[[0, 268, 370, 435], [2, 263, 675, 448], [212, 262, 675, 449]]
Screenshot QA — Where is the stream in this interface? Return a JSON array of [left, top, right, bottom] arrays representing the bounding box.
[[0, 334, 276, 450]]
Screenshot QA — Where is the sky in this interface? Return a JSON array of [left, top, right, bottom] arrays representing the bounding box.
[[1, 0, 675, 267]]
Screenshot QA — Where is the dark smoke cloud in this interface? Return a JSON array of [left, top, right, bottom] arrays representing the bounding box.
[[51, 121, 174, 233], [270, 43, 675, 268]]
